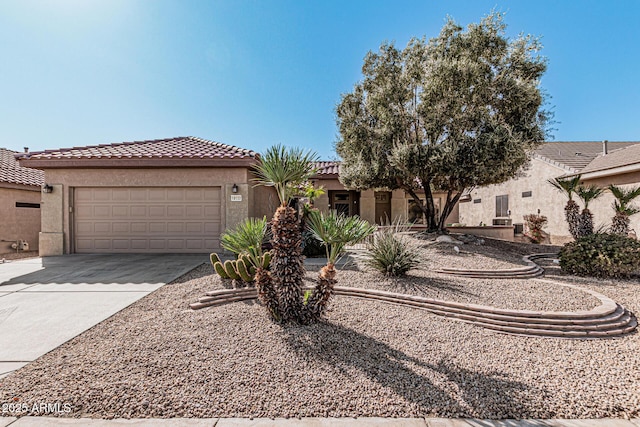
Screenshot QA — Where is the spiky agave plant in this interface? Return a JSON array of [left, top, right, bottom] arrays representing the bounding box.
[[305, 210, 375, 320], [575, 185, 604, 238], [252, 144, 319, 323], [548, 175, 582, 239], [608, 185, 640, 236]]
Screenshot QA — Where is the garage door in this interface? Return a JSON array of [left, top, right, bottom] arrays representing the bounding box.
[[74, 187, 221, 253]]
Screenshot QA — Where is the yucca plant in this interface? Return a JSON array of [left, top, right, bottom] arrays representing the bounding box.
[[252, 144, 319, 323], [305, 210, 376, 320], [608, 185, 640, 236], [548, 175, 581, 239], [575, 184, 604, 238], [365, 223, 420, 277]]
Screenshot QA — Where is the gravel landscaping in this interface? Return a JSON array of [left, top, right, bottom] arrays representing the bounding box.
[[0, 240, 638, 420]]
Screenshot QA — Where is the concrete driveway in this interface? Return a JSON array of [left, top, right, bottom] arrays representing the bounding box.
[[0, 254, 207, 379]]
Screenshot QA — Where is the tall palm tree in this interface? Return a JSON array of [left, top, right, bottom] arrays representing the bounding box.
[[608, 185, 640, 236], [252, 144, 319, 323], [305, 210, 375, 320], [548, 175, 582, 239], [575, 185, 604, 238]]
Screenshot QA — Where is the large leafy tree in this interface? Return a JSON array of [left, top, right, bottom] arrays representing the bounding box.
[[336, 13, 550, 231]]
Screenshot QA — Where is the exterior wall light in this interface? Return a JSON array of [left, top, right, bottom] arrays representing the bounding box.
[[42, 184, 53, 194], [232, 184, 238, 193]]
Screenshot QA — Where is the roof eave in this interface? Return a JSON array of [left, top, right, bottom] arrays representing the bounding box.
[[0, 181, 42, 191], [577, 163, 640, 181], [17, 157, 258, 169]]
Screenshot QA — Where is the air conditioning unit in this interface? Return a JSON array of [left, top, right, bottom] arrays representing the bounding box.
[[492, 218, 512, 226]]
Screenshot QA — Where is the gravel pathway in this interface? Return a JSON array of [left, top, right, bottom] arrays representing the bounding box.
[[1, 247, 638, 420]]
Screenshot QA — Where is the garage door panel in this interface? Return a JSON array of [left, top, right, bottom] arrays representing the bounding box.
[[74, 187, 221, 253], [112, 206, 129, 217], [112, 223, 130, 233], [167, 206, 184, 217]]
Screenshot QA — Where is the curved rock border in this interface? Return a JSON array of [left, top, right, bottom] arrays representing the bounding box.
[[435, 253, 557, 278], [190, 254, 637, 339]]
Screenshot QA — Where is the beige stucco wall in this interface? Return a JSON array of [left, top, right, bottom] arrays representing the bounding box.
[[458, 159, 572, 242], [41, 167, 251, 255], [0, 185, 41, 253]]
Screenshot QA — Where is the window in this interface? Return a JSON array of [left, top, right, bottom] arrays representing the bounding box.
[[408, 199, 425, 224], [495, 195, 509, 217], [16, 202, 40, 209], [473, 198, 482, 204], [407, 198, 440, 224], [522, 191, 532, 198]]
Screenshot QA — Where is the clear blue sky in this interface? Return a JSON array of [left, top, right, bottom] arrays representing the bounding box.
[[1, 0, 639, 159]]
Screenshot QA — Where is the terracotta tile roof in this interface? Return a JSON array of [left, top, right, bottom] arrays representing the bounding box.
[[314, 161, 340, 175], [0, 148, 44, 187], [579, 143, 640, 175], [16, 136, 256, 162], [534, 141, 640, 172]]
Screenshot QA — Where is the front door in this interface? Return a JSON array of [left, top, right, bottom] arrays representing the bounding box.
[[329, 191, 360, 216]]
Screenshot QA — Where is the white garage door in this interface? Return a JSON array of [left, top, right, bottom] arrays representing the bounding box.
[[74, 187, 221, 253]]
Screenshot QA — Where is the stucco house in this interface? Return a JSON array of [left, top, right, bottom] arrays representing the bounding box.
[[457, 141, 640, 243], [17, 136, 464, 256], [311, 161, 459, 227], [1, 148, 44, 253], [16, 137, 275, 256]]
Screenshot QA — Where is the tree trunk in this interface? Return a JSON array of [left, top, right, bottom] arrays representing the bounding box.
[[270, 206, 305, 322], [577, 208, 594, 238], [611, 212, 630, 236], [565, 200, 581, 240], [437, 190, 463, 232], [404, 183, 438, 232], [254, 267, 281, 321], [305, 263, 337, 321]]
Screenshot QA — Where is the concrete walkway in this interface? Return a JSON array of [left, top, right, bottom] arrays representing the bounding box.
[[0, 254, 207, 379], [0, 417, 638, 426]]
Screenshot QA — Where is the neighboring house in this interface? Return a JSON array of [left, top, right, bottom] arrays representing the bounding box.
[[16, 137, 275, 255], [311, 161, 459, 227], [0, 148, 44, 253], [458, 141, 640, 243]]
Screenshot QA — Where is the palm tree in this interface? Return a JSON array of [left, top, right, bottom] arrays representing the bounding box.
[[575, 185, 604, 238], [608, 185, 640, 236], [548, 175, 582, 239], [305, 210, 375, 320], [252, 144, 319, 323]]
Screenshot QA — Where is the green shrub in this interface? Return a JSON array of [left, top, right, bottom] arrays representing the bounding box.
[[559, 233, 640, 279], [364, 228, 420, 277], [221, 217, 269, 256]]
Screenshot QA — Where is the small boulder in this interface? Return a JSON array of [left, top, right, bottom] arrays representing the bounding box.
[[436, 235, 464, 245]]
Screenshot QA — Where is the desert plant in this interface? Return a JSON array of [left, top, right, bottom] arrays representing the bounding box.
[[608, 185, 640, 236], [523, 213, 548, 244], [364, 225, 420, 277], [304, 210, 375, 320], [220, 216, 269, 256], [575, 185, 604, 238], [548, 175, 581, 239], [252, 144, 319, 323], [209, 251, 271, 286], [559, 233, 640, 278]]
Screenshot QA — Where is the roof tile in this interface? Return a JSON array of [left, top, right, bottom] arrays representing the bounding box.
[[314, 161, 340, 175], [579, 143, 640, 175], [534, 141, 640, 172], [15, 136, 256, 161], [0, 148, 44, 187]]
